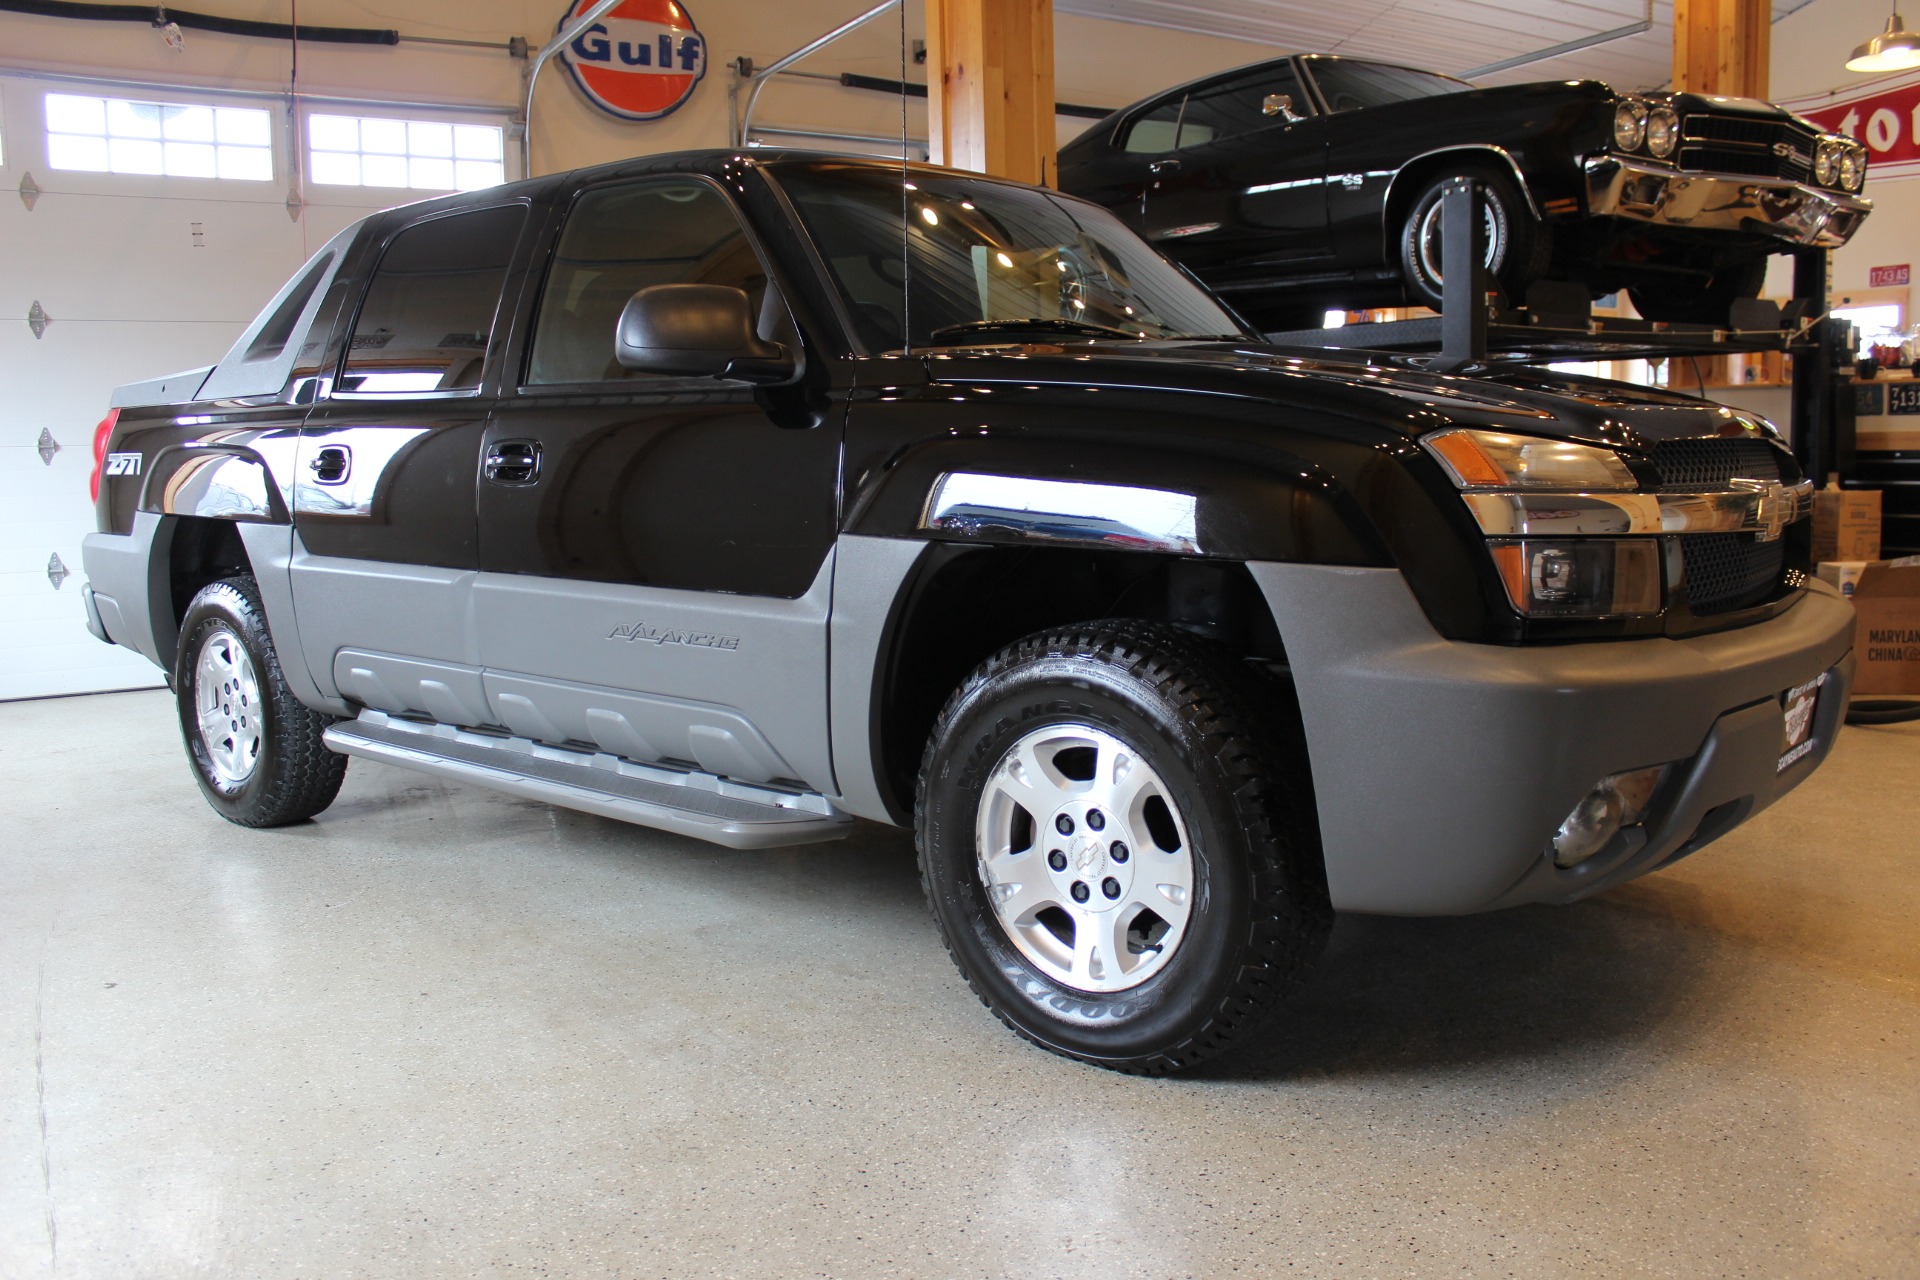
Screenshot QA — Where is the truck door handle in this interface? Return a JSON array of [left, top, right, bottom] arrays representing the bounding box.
[[1149, 158, 1182, 175], [484, 439, 541, 486], [308, 444, 351, 485]]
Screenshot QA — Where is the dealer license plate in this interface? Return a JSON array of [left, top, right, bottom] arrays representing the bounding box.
[[1778, 675, 1826, 772]]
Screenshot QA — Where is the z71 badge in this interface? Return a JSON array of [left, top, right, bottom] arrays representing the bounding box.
[[104, 452, 142, 476]]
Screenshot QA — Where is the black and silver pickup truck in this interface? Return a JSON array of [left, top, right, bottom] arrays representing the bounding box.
[[80, 151, 1855, 1073]]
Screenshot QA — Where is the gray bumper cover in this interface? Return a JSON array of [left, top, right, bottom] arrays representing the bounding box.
[[1249, 564, 1856, 916]]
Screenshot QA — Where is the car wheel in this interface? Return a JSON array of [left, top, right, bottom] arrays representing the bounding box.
[[1627, 255, 1769, 325], [175, 575, 347, 828], [1398, 166, 1550, 311], [916, 620, 1332, 1074]]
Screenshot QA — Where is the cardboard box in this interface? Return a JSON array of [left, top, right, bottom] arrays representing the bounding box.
[[1811, 483, 1882, 564], [1821, 557, 1920, 696]]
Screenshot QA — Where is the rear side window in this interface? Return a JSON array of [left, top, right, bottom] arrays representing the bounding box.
[[337, 204, 525, 395], [1121, 98, 1185, 154], [525, 179, 771, 386]]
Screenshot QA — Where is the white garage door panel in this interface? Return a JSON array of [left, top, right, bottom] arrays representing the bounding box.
[[0, 319, 246, 445], [0, 570, 164, 700], [0, 190, 309, 325]]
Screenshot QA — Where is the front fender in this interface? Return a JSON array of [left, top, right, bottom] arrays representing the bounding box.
[[843, 434, 1388, 566]]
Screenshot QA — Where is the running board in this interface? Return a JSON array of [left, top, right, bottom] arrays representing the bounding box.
[[323, 711, 851, 849]]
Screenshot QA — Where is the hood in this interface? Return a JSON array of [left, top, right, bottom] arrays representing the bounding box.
[[921, 339, 1785, 452]]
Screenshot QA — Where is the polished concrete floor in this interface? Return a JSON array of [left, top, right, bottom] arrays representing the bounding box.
[[2, 689, 1916, 1279]]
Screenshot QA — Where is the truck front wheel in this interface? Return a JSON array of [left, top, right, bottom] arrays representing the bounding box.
[[174, 575, 346, 828], [915, 621, 1331, 1074]]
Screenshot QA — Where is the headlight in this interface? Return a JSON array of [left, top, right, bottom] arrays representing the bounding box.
[[1646, 107, 1679, 158], [1490, 539, 1665, 618], [1423, 428, 1639, 491], [1840, 144, 1865, 191], [1814, 139, 1840, 186], [1613, 99, 1648, 151]]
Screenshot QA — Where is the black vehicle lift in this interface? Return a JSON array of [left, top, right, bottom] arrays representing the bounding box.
[[1264, 177, 1902, 552]]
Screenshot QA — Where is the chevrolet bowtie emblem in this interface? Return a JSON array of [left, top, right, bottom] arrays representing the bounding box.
[[1730, 477, 1792, 542]]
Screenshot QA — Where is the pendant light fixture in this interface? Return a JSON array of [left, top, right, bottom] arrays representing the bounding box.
[[1847, 6, 1920, 72]]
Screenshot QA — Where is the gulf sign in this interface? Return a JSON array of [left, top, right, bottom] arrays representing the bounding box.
[[557, 0, 706, 122], [1785, 72, 1920, 181]]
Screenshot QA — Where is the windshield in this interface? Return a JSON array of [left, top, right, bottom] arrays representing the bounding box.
[[771, 162, 1251, 351], [1305, 58, 1471, 112]]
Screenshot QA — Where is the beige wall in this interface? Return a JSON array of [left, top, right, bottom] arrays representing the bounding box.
[[0, 2, 1277, 175]]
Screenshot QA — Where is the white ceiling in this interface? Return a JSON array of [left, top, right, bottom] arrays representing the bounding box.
[[1056, 0, 1821, 93]]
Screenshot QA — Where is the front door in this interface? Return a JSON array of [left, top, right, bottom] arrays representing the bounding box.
[[1141, 61, 1333, 274], [472, 176, 843, 792], [291, 201, 529, 724]]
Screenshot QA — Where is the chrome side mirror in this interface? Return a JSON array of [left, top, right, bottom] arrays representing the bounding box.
[[1262, 93, 1302, 122]]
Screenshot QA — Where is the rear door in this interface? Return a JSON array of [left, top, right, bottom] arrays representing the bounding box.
[[470, 175, 843, 792], [1141, 61, 1332, 272], [290, 201, 532, 725]]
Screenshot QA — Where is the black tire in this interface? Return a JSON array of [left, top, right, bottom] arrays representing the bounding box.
[[1627, 255, 1768, 325], [1398, 166, 1550, 311], [915, 620, 1332, 1074], [174, 575, 346, 827]]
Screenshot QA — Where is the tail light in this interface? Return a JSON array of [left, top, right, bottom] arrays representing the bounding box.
[[88, 408, 119, 503]]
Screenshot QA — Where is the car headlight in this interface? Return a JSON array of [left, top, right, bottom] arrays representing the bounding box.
[[1840, 144, 1866, 191], [1814, 139, 1840, 186], [1646, 107, 1679, 158], [1489, 539, 1665, 618], [1613, 99, 1648, 151], [1422, 428, 1639, 491]]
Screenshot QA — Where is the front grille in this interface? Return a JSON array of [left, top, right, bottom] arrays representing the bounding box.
[[1681, 534, 1786, 614], [1650, 438, 1793, 614], [1649, 437, 1784, 490], [1678, 112, 1818, 183]]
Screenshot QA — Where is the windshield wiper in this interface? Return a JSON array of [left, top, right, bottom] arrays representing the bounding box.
[[925, 318, 1145, 344]]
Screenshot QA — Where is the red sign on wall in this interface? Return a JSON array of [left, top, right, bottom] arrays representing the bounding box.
[[1785, 72, 1920, 180], [557, 0, 706, 122], [1869, 263, 1913, 287]]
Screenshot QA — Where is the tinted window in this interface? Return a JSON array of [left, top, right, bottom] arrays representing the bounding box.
[[338, 205, 523, 394], [1121, 97, 1184, 154], [1177, 63, 1308, 146], [526, 179, 771, 385], [774, 163, 1247, 351], [1307, 58, 1468, 113]]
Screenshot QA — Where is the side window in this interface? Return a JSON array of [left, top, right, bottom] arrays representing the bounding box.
[[1177, 65, 1307, 147], [526, 179, 772, 386], [1121, 97, 1185, 154], [338, 204, 524, 395]]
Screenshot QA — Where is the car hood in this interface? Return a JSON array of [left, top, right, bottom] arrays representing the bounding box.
[[921, 339, 1785, 451]]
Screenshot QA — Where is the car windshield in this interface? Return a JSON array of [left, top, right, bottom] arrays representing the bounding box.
[[771, 162, 1251, 351], [1306, 58, 1470, 112]]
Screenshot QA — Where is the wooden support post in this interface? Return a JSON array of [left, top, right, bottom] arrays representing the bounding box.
[[1673, 0, 1770, 96], [925, 0, 1055, 184]]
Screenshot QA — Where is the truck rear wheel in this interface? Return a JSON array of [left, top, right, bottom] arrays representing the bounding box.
[[174, 575, 346, 828], [916, 620, 1331, 1074]]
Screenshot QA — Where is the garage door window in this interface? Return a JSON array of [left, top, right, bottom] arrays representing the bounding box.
[[45, 93, 272, 180], [308, 114, 507, 192]]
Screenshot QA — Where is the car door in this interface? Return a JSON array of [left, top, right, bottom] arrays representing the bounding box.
[[1140, 61, 1333, 273], [290, 200, 532, 725], [470, 175, 842, 793]]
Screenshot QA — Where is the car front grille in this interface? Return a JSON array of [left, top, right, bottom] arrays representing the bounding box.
[[1680, 534, 1787, 614], [1678, 113, 1819, 183], [1650, 437, 1793, 615]]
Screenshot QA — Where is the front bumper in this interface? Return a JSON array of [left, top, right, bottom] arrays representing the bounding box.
[[1583, 154, 1871, 248], [1249, 564, 1856, 915]]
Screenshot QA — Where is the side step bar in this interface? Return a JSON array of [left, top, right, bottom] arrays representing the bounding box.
[[323, 711, 851, 849]]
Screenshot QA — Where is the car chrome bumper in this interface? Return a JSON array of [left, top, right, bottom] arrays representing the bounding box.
[[1583, 155, 1871, 248]]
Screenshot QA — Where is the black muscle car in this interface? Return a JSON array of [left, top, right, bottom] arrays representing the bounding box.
[[1058, 55, 1872, 328]]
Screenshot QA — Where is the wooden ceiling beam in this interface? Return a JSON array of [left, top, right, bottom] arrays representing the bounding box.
[[1673, 0, 1770, 96]]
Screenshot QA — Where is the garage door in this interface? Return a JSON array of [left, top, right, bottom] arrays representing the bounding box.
[[0, 73, 511, 700]]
